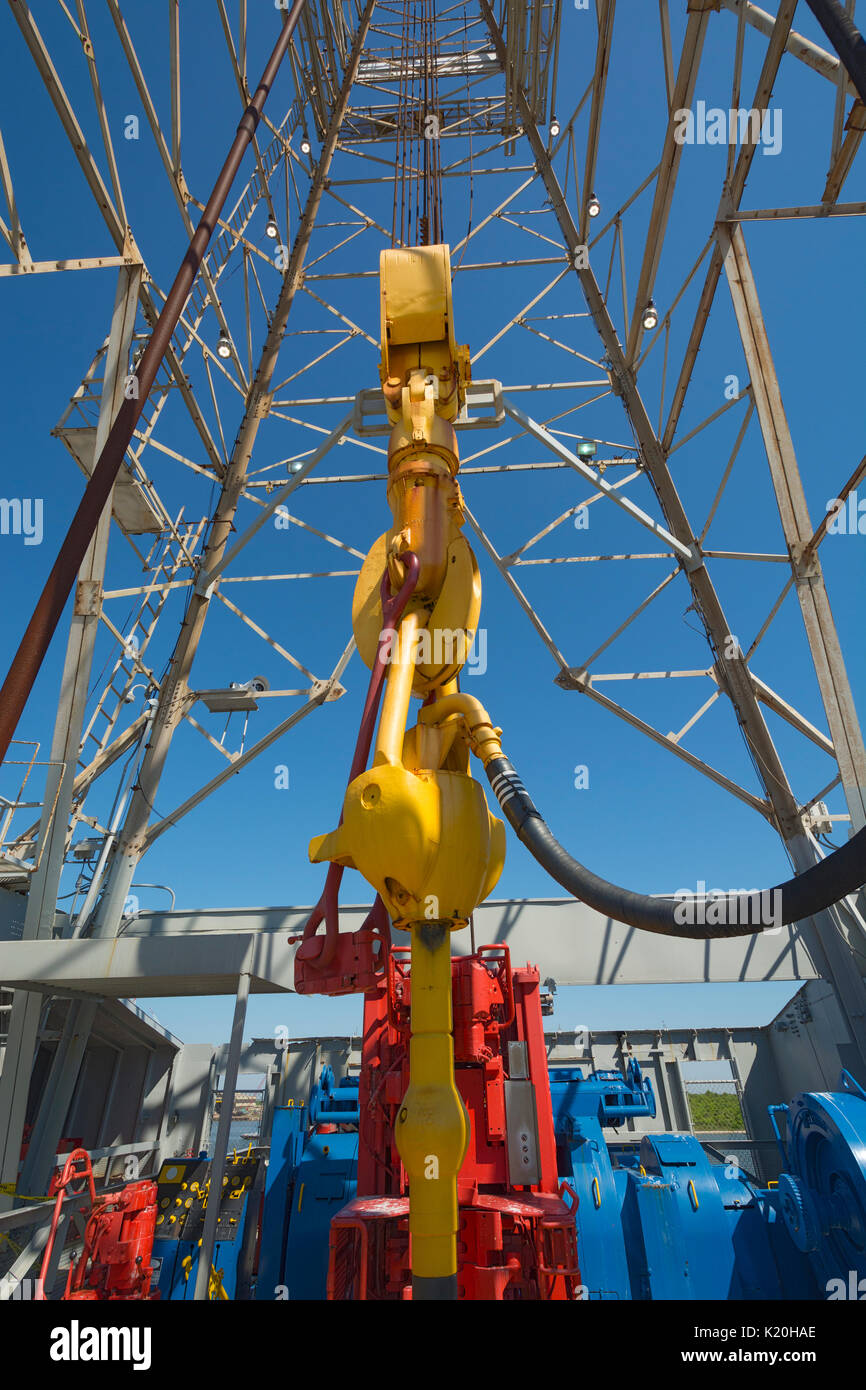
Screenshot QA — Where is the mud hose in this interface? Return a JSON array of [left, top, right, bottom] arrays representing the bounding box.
[[484, 756, 866, 939], [803, 0, 866, 106]]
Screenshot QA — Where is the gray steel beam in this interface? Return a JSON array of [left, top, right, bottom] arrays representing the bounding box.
[[7, 1, 225, 476], [579, 0, 616, 242], [715, 0, 857, 94], [478, 5, 807, 846], [194, 964, 250, 1300], [822, 99, 866, 204], [90, 0, 377, 942], [18, 1001, 98, 1196], [479, 0, 866, 1069], [661, 0, 798, 453], [718, 214, 866, 834], [624, 5, 709, 365], [501, 398, 693, 560], [2, 0, 372, 1202], [0, 265, 141, 1210], [138, 673, 348, 852], [0, 898, 818, 993]]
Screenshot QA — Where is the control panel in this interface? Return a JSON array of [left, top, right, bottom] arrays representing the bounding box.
[[153, 1155, 260, 1244]]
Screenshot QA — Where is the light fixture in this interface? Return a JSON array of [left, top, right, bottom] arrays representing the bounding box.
[[300, 136, 311, 155], [72, 838, 102, 860], [265, 216, 279, 239], [576, 440, 597, 461], [587, 191, 601, 218], [549, 116, 560, 138], [641, 300, 658, 331], [199, 676, 270, 714], [216, 331, 232, 360]]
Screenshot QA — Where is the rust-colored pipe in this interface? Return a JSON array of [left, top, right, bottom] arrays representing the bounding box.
[[0, 0, 307, 767]]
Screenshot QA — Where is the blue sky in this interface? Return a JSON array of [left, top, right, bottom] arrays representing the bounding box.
[[0, 2, 863, 1045]]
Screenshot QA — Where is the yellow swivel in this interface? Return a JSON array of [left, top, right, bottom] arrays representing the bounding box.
[[307, 245, 503, 1299], [310, 765, 503, 927]]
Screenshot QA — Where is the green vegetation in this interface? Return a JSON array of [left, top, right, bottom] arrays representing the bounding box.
[[687, 1089, 745, 1132]]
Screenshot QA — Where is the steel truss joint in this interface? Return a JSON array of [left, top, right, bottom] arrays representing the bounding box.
[[554, 667, 588, 692], [73, 579, 103, 617], [789, 541, 821, 582], [310, 678, 346, 703]]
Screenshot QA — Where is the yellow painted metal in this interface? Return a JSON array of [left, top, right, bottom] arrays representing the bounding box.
[[309, 763, 504, 927], [381, 245, 451, 347], [383, 410, 462, 601], [378, 244, 470, 423], [181, 1246, 229, 1300], [394, 922, 469, 1281], [374, 608, 423, 768], [400, 677, 468, 777], [309, 242, 503, 1295], [352, 531, 481, 696], [352, 530, 400, 668], [417, 691, 504, 767]]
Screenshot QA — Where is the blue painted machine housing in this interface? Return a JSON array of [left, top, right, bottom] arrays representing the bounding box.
[[550, 1061, 820, 1300], [153, 1153, 262, 1301], [258, 1063, 866, 1302], [618, 1132, 817, 1300], [549, 1059, 656, 1129], [769, 1069, 866, 1297], [549, 1065, 654, 1299], [255, 1097, 358, 1301], [309, 1065, 360, 1127]]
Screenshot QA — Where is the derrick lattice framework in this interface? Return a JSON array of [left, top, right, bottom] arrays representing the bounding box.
[[0, 0, 864, 1206]]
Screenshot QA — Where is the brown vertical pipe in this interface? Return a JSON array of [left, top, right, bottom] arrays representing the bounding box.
[[0, 0, 307, 766]]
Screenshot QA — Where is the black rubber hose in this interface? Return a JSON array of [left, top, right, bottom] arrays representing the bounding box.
[[803, 0, 866, 106], [485, 756, 866, 940]]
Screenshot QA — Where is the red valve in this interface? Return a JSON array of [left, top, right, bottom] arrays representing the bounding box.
[[37, 1148, 160, 1301]]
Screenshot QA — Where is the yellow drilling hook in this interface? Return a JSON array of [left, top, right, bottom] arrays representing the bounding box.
[[307, 243, 504, 1300]]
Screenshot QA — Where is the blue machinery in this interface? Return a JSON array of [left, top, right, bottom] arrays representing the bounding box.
[[253, 1063, 866, 1301], [256, 1070, 359, 1301], [151, 1152, 264, 1300]]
